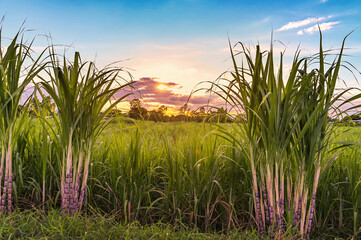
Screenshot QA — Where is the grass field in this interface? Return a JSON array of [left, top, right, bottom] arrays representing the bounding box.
[[7, 119, 361, 239], [0, 210, 260, 240], [1, 26, 360, 239]]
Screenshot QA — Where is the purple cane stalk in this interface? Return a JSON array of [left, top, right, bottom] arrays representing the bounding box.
[[68, 168, 74, 214], [0, 171, 2, 213], [306, 193, 316, 235], [263, 186, 270, 227], [63, 173, 71, 214], [292, 200, 298, 227], [297, 196, 302, 223], [279, 198, 284, 231], [78, 186, 86, 210], [277, 200, 282, 232], [269, 205, 274, 227], [7, 176, 12, 212], [1, 175, 8, 213], [255, 191, 264, 233], [73, 173, 81, 213]]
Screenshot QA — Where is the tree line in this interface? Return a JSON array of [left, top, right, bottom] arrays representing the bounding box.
[[108, 98, 233, 123]]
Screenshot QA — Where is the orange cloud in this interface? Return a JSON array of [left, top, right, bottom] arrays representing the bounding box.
[[114, 77, 224, 111]]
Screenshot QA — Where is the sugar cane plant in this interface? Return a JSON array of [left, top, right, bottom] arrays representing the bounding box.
[[39, 50, 132, 214], [0, 27, 46, 214], [211, 32, 357, 238]]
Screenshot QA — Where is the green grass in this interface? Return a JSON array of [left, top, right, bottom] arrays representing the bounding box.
[[1, 25, 361, 239], [0, 209, 261, 240], [6, 119, 359, 239]]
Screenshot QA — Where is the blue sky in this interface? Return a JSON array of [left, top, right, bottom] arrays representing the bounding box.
[[1, 0, 361, 111]]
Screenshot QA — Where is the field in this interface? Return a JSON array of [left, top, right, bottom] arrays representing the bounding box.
[[1, 25, 360, 239], [6, 119, 361, 239]]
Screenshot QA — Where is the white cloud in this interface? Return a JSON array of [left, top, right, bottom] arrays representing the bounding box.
[[297, 30, 304, 35], [303, 21, 340, 34], [277, 17, 326, 31], [321, 0, 328, 3]]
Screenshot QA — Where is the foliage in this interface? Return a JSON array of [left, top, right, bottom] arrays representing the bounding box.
[[0, 26, 46, 214], [10, 119, 361, 239], [38, 50, 132, 214], [207, 32, 357, 238], [1, 21, 361, 240], [126, 99, 232, 123], [128, 99, 148, 120]]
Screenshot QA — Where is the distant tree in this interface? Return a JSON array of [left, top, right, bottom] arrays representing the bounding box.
[[128, 99, 148, 120], [175, 103, 189, 122], [191, 107, 206, 122], [148, 110, 160, 122], [179, 103, 189, 115], [199, 107, 205, 116], [149, 105, 169, 122], [158, 105, 167, 114], [158, 105, 169, 121], [105, 109, 123, 118]]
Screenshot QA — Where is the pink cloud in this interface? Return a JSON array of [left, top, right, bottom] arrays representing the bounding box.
[[114, 77, 224, 110]]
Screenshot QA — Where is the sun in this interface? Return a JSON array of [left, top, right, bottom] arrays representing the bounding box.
[[157, 84, 168, 91]]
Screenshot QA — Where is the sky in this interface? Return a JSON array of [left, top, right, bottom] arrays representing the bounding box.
[[1, 0, 361, 113]]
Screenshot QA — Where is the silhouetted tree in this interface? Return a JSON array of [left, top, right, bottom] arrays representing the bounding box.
[[157, 105, 168, 121], [149, 105, 169, 122], [128, 99, 148, 120], [174, 103, 189, 121]]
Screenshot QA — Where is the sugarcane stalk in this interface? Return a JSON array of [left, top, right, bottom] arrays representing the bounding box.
[[299, 188, 308, 237], [274, 162, 281, 235], [73, 150, 84, 212], [266, 164, 275, 226], [42, 176, 46, 213], [296, 173, 305, 224], [0, 142, 8, 213], [292, 183, 298, 227], [279, 162, 284, 231], [78, 146, 91, 211], [287, 175, 292, 213], [262, 185, 269, 227], [305, 154, 322, 236], [0, 144, 5, 212], [260, 167, 268, 229], [250, 147, 262, 232], [260, 194, 265, 234], [6, 133, 12, 213], [61, 151, 65, 211], [1, 163, 7, 213], [266, 163, 276, 238], [7, 155, 12, 213], [297, 195, 302, 224], [68, 167, 74, 214], [304, 193, 315, 236], [62, 136, 73, 214]]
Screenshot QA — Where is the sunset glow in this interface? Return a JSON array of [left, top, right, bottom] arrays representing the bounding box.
[[1, 2, 361, 237], [157, 84, 168, 91], [1, 0, 360, 112]]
